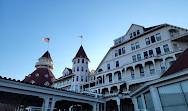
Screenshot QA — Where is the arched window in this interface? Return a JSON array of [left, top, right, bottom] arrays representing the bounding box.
[[131, 70, 135, 79], [116, 61, 119, 67]]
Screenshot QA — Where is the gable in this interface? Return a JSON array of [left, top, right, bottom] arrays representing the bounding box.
[[125, 24, 145, 38], [62, 68, 71, 76]]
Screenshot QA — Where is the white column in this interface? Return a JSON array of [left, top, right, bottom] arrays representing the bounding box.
[[104, 102, 106, 111], [42, 97, 50, 111], [50, 98, 57, 111], [150, 86, 163, 111], [92, 103, 96, 111], [132, 97, 138, 111], [97, 103, 99, 111], [116, 99, 120, 111], [69, 105, 73, 111]]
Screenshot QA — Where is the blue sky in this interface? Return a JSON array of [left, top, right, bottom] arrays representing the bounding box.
[[0, 0, 188, 80]]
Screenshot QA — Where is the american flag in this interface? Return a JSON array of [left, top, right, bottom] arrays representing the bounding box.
[[42, 38, 50, 42]]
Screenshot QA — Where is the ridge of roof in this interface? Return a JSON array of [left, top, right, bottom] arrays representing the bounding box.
[[73, 45, 89, 61], [162, 48, 188, 77]]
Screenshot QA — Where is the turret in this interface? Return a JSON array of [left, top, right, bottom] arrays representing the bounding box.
[[35, 51, 54, 70]]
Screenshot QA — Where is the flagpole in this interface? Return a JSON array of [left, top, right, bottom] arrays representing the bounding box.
[[47, 42, 49, 51]]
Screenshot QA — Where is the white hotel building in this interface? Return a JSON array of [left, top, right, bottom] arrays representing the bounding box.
[[53, 23, 188, 111]]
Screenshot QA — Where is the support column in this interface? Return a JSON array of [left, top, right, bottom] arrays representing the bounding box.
[[42, 97, 50, 111], [104, 102, 106, 111], [96, 103, 99, 111], [131, 97, 138, 111], [116, 99, 120, 111], [92, 103, 96, 111], [50, 98, 57, 111], [150, 86, 163, 111], [108, 87, 111, 95]]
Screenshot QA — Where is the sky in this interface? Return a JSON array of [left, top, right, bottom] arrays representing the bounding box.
[[0, 0, 188, 80]]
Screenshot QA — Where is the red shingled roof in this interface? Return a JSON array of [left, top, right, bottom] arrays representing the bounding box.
[[73, 45, 89, 61], [23, 68, 56, 86], [41, 51, 52, 60], [162, 48, 188, 77]]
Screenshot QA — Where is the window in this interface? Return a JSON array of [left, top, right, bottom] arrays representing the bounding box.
[[73, 67, 75, 72], [137, 30, 140, 35], [144, 92, 155, 111], [82, 59, 84, 63], [131, 70, 135, 79], [115, 40, 118, 45], [118, 73, 121, 80], [115, 50, 118, 57], [78, 59, 80, 63], [158, 83, 188, 111], [116, 61, 119, 67], [85, 77, 87, 82], [31, 80, 35, 84], [135, 42, 140, 49], [86, 69, 87, 72], [149, 49, 154, 56], [36, 73, 39, 77], [145, 37, 150, 45], [133, 32, 136, 36], [109, 75, 112, 82], [77, 67, 79, 71], [75, 85, 78, 91], [163, 44, 170, 53], [81, 76, 83, 82], [140, 66, 144, 77], [118, 49, 121, 55], [144, 51, 148, 58], [156, 47, 161, 55], [86, 61, 88, 64], [132, 55, 136, 62], [44, 81, 50, 86], [45, 74, 49, 78], [156, 33, 161, 41], [122, 37, 125, 42], [149, 64, 155, 74], [130, 33, 133, 38], [137, 54, 141, 61], [81, 67, 84, 71], [122, 47, 125, 54], [73, 77, 74, 82], [150, 35, 156, 43], [118, 38, 121, 44], [131, 43, 135, 50], [74, 60, 76, 64], [107, 64, 110, 70], [76, 76, 79, 81]]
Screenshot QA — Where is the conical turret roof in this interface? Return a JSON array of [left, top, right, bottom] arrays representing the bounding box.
[[73, 45, 89, 61], [41, 51, 52, 61]]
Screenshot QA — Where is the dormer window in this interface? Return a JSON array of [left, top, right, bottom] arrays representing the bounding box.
[[45, 74, 49, 78], [115, 40, 118, 45], [118, 38, 121, 44], [137, 30, 140, 35], [36, 73, 39, 77], [44, 81, 50, 86], [31, 80, 35, 84], [133, 32, 136, 36], [130, 33, 133, 38]]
